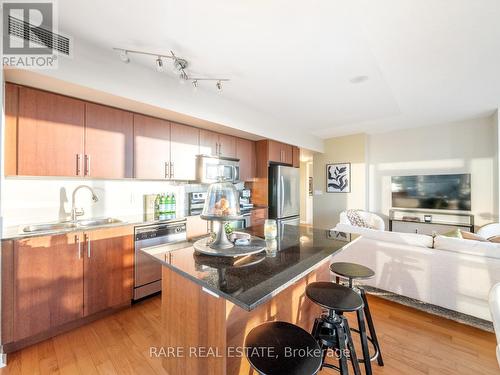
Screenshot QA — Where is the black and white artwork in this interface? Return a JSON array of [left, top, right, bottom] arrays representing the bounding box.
[[326, 163, 351, 193]]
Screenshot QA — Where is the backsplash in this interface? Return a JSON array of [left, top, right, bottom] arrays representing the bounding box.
[[1, 177, 208, 229]]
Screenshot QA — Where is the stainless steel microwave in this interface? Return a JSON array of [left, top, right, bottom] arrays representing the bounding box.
[[197, 155, 240, 184]]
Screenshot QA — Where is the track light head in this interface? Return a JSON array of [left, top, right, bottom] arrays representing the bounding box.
[[179, 70, 189, 81], [216, 81, 223, 92], [119, 50, 130, 63], [155, 57, 163, 72], [192, 80, 199, 89]]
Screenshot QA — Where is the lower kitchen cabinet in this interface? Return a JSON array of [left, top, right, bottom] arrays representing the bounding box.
[[251, 208, 268, 226], [83, 226, 134, 316], [11, 233, 84, 342], [1, 226, 134, 350]]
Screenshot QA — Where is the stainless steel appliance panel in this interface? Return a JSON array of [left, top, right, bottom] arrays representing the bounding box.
[[269, 165, 300, 220], [134, 219, 187, 300], [197, 155, 240, 184]]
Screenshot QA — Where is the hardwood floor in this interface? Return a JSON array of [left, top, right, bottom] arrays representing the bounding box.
[[0, 295, 497, 375]]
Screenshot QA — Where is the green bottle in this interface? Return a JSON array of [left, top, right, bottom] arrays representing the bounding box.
[[171, 193, 176, 215], [154, 194, 161, 216], [165, 193, 172, 214], [159, 194, 166, 214]]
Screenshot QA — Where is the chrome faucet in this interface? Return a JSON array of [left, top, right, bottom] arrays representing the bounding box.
[[71, 185, 99, 221]]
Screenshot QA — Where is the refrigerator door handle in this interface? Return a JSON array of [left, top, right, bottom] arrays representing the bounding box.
[[280, 175, 285, 218]]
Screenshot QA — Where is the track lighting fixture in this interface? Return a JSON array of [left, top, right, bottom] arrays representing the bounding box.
[[119, 49, 130, 63], [155, 57, 163, 72], [113, 47, 230, 91]]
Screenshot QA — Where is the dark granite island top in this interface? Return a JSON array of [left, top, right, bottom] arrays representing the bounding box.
[[144, 224, 355, 375], [141, 224, 355, 311]]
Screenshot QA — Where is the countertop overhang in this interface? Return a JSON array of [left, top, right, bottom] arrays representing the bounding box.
[[141, 224, 356, 311]]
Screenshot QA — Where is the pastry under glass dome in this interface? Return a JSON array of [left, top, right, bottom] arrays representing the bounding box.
[[195, 180, 242, 250]]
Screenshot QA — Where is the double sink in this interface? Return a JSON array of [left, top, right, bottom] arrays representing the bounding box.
[[22, 217, 123, 233]]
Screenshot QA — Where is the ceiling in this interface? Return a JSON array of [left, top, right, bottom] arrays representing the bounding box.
[[26, 0, 500, 144]]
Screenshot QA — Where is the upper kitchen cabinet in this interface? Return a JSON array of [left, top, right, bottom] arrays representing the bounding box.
[[170, 122, 199, 181], [85, 103, 134, 179], [199, 129, 236, 158], [15, 86, 86, 177], [236, 138, 256, 181], [292, 146, 300, 168], [133, 114, 171, 179], [218, 133, 236, 158], [268, 140, 293, 165], [199, 129, 219, 156]]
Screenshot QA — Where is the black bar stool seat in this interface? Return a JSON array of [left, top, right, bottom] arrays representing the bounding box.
[[245, 321, 322, 375], [330, 262, 384, 371], [306, 281, 363, 312], [306, 282, 365, 375]]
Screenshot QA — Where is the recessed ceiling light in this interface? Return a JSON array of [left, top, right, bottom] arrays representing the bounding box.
[[349, 75, 369, 84]]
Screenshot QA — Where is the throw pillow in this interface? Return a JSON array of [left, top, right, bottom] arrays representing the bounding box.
[[460, 231, 487, 242], [345, 209, 370, 228], [442, 229, 462, 238]]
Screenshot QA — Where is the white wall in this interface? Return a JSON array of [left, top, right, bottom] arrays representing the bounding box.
[[367, 116, 498, 227], [313, 134, 367, 229]]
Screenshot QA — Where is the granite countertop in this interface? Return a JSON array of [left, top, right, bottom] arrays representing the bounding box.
[[141, 224, 356, 311], [1, 214, 186, 240]]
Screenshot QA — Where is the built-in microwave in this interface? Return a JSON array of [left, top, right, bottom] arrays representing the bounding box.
[[197, 155, 240, 184]]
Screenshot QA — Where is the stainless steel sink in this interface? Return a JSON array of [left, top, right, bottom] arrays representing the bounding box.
[[21, 217, 123, 233], [22, 222, 78, 233], [76, 218, 123, 227]]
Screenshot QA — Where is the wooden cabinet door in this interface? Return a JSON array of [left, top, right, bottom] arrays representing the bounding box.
[[85, 103, 134, 178], [218, 134, 236, 158], [186, 215, 210, 239], [282, 143, 293, 165], [83, 227, 133, 316], [236, 138, 256, 181], [170, 122, 199, 181], [292, 146, 300, 168], [13, 233, 84, 341], [17, 86, 85, 177], [199, 129, 219, 156], [5, 83, 19, 176], [268, 140, 283, 163], [251, 208, 268, 226], [134, 114, 171, 179]]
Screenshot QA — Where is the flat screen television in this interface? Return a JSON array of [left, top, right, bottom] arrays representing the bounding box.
[[391, 174, 471, 211]]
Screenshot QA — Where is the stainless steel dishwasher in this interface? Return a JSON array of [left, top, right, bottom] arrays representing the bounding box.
[[134, 219, 187, 300]]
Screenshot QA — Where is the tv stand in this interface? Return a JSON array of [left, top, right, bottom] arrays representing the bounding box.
[[388, 209, 474, 235]]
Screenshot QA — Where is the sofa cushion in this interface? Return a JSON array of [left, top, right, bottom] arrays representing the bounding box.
[[461, 231, 488, 242], [334, 223, 433, 248], [434, 235, 500, 259]]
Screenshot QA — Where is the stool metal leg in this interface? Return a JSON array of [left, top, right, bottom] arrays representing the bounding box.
[[356, 308, 373, 375], [335, 321, 349, 375], [359, 287, 384, 366], [342, 316, 361, 375]]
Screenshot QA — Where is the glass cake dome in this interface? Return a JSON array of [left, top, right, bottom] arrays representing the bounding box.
[[201, 180, 241, 221]]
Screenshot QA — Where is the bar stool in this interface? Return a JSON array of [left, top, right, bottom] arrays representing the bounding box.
[[306, 282, 367, 375], [245, 321, 323, 375], [330, 262, 384, 371]]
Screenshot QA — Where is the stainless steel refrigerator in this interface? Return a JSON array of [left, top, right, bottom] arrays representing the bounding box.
[[268, 165, 300, 226]]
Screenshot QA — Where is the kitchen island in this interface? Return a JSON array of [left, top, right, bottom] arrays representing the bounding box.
[[141, 224, 355, 375]]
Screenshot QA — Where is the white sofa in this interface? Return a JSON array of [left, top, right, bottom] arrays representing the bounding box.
[[490, 283, 500, 367], [333, 222, 500, 322]]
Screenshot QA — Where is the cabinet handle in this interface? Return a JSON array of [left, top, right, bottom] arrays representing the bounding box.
[[165, 161, 170, 179], [85, 234, 91, 258], [84, 154, 91, 176], [76, 154, 82, 176], [76, 235, 81, 259], [218, 143, 222, 156], [170, 162, 174, 179]]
